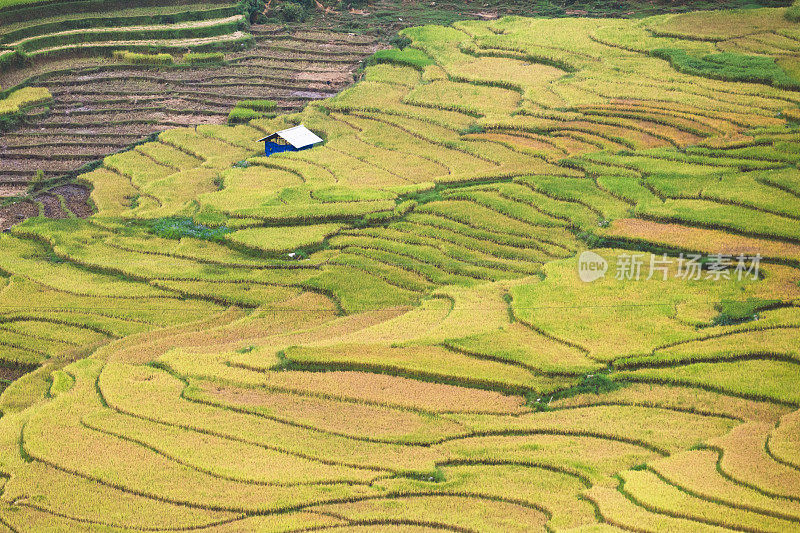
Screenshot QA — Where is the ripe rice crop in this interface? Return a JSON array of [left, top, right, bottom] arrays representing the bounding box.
[[405, 80, 521, 117], [85, 406, 384, 484], [135, 141, 202, 171], [620, 469, 796, 531], [552, 382, 791, 424], [98, 362, 442, 473], [651, 449, 800, 520], [636, 199, 800, 242], [438, 433, 657, 486], [770, 408, 800, 469], [456, 403, 737, 455], [363, 64, 421, 86], [183, 51, 224, 64], [284, 344, 571, 395], [587, 484, 718, 532], [620, 327, 800, 368], [599, 218, 800, 263], [618, 359, 800, 405], [712, 422, 800, 500], [226, 223, 343, 254], [186, 379, 467, 444], [112, 50, 173, 64], [446, 322, 602, 375], [0, 86, 51, 116], [315, 494, 548, 532]]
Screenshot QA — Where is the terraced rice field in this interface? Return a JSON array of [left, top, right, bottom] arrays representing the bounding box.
[[0, 24, 378, 205], [0, 2, 800, 531]]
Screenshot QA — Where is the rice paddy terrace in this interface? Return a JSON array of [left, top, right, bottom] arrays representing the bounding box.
[[1, 4, 800, 532], [0, 2, 381, 211]]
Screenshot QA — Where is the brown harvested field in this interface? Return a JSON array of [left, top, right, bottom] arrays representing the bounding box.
[[258, 370, 529, 414], [190, 380, 468, 442], [711, 422, 800, 500], [0, 199, 38, 230], [0, 25, 379, 209], [0, 184, 93, 230]]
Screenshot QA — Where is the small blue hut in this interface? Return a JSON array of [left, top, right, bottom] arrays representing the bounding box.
[[257, 125, 323, 156]]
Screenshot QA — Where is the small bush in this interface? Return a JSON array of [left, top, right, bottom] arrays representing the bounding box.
[[280, 2, 306, 21], [148, 217, 231, 241], [28, 169, 45, 194], [112, 50, 174, 65], [786, 1, 800, 22], [183, 52, 225, 65], [528, 373, 624, 410], [389, 34, 412, 50], [460, 123, 485, 135]]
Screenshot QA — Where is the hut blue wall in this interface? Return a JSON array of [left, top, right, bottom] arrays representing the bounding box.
[[264, 141, 317, 156], [264, 142, 297, 156]]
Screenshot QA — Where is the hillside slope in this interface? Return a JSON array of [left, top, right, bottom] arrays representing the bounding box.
[[0, 6, 799, 531]]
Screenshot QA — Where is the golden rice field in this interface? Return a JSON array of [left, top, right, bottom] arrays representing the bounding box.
[[0, 3, 800, 531]]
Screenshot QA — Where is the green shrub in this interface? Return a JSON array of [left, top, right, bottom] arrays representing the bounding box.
[[24, 169, 46, 195], [460, 123, 485, 135], [389, 34, 412, 50], [183, 52, 225, 65], [147, 217, 231, 241], [280, 2, 306, 22], [786, 1, 800, 21], [242, 0, 266, 20], [528, 374, 625, 410], [652, 48, 800, 89], [112, 50, 174, 65]]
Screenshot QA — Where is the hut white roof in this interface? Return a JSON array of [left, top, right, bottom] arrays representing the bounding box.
[[257, 125, 323, 149]]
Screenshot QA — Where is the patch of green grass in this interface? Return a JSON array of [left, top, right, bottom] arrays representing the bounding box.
[[786, 0, 800, 21], [369, 47, 435, 70], [711, 298, 781, 326], [652, 48, 800, 88], [528, 373, 624, 410], [147, 217, 231, 242]]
